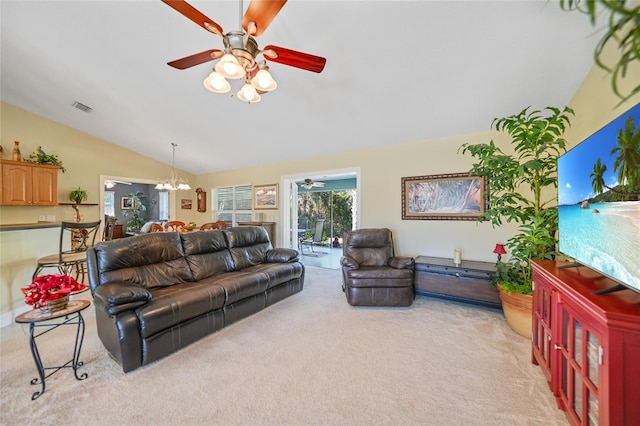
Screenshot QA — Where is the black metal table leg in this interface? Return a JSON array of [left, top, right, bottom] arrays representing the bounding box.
[[27, 323, 46, 400], [15, 300, 91, 400]]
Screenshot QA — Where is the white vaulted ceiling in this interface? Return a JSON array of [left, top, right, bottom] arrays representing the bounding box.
[[1, 1, 601, 175]]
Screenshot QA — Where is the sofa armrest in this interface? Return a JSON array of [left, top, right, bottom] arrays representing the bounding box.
[[388, 256, 415, 270], [93, 282, 152, 316], [266, 248, 300, 263], [341, 255, 360, 270]]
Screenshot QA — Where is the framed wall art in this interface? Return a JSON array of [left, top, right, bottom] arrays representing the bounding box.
[[254, 184, 278, 210], [181, 199, 192, 210], [401, 172, 487, 220], [120, 196, 133, 210]]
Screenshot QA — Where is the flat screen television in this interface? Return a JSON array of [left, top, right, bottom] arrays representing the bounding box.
[[557, 103, 640, 294]]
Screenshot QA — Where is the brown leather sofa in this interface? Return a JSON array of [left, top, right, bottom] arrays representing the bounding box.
[[86, 226, 304, 373], [341, 228, 415, 306]]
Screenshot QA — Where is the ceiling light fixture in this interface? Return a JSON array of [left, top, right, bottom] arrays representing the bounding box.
[[201, 25, 275, 104], [155, 143, 191, 191], [203, 55, 275, 104], [164, 0, 326, 105]]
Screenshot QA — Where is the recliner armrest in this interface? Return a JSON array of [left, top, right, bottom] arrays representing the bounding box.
[[266, 248, 300, 263], [341, 256, 360, 269], [93, 282, 152, 315], [388, 256, 415, 270]]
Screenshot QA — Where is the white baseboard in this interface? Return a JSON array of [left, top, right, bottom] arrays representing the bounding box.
[[1, 305, 31, 329]]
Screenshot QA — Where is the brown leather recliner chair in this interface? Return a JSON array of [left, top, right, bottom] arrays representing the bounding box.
[[341, 228, 415, 306]]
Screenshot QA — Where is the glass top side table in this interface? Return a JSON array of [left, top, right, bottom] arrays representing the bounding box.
[[15, 299, 91, 400]]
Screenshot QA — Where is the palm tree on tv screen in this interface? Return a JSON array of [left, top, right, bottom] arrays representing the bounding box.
[[590, 116, 640, 200]]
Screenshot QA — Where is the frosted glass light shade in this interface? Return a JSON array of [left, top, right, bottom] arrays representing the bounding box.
[[203, 71, 230, 93], [250, 69, 277, 92], [214, 54, 245, 79], [237, 83, 261, 103]]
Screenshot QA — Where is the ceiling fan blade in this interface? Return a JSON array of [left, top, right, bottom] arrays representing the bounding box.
[[263, 45, 326, 73], [167, 49, 224, 69], [161, 0, 223, 35], [242, 0, 287, 36]]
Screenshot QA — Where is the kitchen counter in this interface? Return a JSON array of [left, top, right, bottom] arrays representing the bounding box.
[[0, 222, 60, 232]]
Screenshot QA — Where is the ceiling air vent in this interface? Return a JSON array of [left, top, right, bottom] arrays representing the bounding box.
[[72, 101, 92, 113]]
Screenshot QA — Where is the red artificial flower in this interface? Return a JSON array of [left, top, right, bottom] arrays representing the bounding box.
[[21, 274, 86, 307]]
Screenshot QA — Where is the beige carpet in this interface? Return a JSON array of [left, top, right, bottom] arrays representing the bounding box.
[[0, 267, 566, 425]]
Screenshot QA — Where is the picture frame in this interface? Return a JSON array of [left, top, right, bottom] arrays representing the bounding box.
[[401, 172, 487, 220], [181, 199, 192, 210], [120, 196, 133, 210], [254, 184, 278, 210]]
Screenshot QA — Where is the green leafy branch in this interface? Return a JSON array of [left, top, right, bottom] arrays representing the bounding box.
[[560, 0, 640, 102], [26, 152, 66, 173]]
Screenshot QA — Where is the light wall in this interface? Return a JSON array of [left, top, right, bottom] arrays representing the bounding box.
[[195, 60, 639, 263], [0, 102, 198, 225], [0, 103, 197, 322], [0, 45, 638, 322]]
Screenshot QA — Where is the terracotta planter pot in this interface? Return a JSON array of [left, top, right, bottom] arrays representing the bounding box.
[[498, 286, 532, 338]]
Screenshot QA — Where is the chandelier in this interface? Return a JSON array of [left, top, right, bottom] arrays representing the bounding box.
[[155, 143, 191, 191], [202, 31, 276, 104]]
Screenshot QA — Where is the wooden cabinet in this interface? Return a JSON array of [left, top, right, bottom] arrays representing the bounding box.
[[414, 256, 500, 309], [532, 260, 640, 426], [112, 224, 124, 239], [238, 221, 276, 246], [0, 160, 58, 206]]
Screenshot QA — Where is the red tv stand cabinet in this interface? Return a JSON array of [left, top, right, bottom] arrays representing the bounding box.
[[531, 260, 640, 426]]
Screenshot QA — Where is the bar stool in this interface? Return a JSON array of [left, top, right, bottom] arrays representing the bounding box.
[[33, 220, 102, 284]]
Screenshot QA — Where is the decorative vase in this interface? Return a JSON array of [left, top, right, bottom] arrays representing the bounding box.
[[498, 285, 533, 338], [39, 295, 70, 314], [12, 141, 21, 162]]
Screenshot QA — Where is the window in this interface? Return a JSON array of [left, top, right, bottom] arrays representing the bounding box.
[[104, 191, 115, 216], [158, 191, 169, 221], [213, 184, 252, 226]]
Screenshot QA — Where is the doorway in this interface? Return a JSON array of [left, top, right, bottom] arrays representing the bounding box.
[[99, 175, 177, 232], [280, 167, 360, 269]]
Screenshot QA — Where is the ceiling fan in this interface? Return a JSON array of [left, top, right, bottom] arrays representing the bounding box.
[[104, 180, 132, 189], [161, 0, 327, 103], [300, 178, 325, 189]]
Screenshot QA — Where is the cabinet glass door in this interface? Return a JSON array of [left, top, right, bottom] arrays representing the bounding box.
[[533, 281, 554, 383], [559, 302, 601, 426]]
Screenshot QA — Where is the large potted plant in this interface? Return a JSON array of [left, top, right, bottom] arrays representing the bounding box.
[[123, 191, 150, 231], [459, 106, 574, 337]]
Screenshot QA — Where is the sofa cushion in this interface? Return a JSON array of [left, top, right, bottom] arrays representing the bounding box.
[[224, 226, 272, 270], [136, 282, 226, 338], [241, 262, 304, 290], [199, 270, 269, 305], [346, 266, 414, 288], [93, 233, 193, 288], [181, 231, 234, 280]]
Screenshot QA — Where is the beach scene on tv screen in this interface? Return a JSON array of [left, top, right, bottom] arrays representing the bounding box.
[[557, 103, 640, 291]]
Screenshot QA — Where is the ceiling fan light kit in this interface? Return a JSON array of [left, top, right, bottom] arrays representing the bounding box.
[[163, 0, 326, 104]]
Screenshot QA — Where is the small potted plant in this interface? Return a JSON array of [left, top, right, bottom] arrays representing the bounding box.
[[69, 187, 88, 204], [21, 274, 86, 313]]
